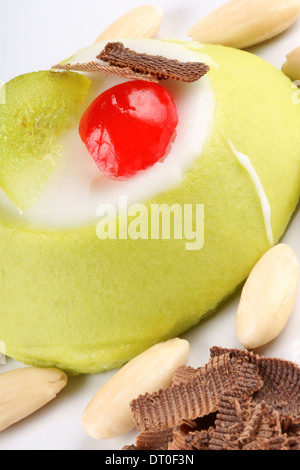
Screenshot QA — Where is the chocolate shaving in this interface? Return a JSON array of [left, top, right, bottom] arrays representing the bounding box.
[[253, 358, 300, 418], [286, 430, 300, 451], [209, 395, 252, 450], [172, 364, 205, 386], [210, 346, 300, 419], [135, 428, 174, 451], [52, 62, 160, 83], [53, 42, 210, 85], [98, 42, 210, 83], [169, 426, 213, 451], [122, 444, 138, 451], [167, 416, 217, 450], [130, 354, 262, 432], [124, 347, 300, 451], [280, 417, 300, 449], [237, 401, 286, 450]]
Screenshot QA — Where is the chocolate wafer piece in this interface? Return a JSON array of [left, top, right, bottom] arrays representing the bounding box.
[[130, 354, 262, 433], [98, 42, 210, 83]]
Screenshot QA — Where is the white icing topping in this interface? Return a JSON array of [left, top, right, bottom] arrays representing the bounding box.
[[228, 140, 274, 246], [0, 39, 216, 229]]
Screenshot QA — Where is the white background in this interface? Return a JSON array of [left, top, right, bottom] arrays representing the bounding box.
[[0, 0, 300, 451]]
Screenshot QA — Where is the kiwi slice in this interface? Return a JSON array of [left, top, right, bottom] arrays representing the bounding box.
[[0, 71, 90, 211]]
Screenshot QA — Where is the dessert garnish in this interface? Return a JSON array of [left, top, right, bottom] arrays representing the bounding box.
[[0, 71, 90, 211], [124, 347, 300, 450], [53, 62, 161, 83], [79, 80, 179, 180], [53, 42, 210, 84], [98, 42, 210, 83], [55, 43, 210, 181]]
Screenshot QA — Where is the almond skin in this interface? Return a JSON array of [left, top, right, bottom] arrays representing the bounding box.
[[188, 0, 300, 49]]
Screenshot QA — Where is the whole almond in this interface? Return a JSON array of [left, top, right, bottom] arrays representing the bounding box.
[[94, 5, 163, 43], [82, 338, 189, 440], [0, 367, 67, 432], [236, 244, 299, 350], [188, 0, 300, 49], [282, 46, 300, 82]]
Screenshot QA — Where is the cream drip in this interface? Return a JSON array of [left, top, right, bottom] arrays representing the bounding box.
[[228, 140, 274, 246]]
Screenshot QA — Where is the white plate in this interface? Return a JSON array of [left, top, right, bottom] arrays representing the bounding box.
[[0, 0, 299, 451]]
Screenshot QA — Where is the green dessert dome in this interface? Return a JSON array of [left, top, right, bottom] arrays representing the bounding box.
[[0, 39, 299, 374]]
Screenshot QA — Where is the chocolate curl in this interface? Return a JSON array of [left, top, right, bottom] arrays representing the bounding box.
[[171, 365, 198, 386], [135, 427, 174, 451], [209, 395, 252, 450], [52, 62, 160, 83], [98, 41, 210, 83], [125, 347, 300, 450], [168, 425, 213, 451], [130, 354, 262, 433], [210, 346, 300, 419], [239, 402, 288, 451]]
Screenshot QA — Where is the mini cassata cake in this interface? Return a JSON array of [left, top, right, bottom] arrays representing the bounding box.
[[0, 38, 299, 374]]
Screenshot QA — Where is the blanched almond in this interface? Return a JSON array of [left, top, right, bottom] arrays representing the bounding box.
[[82, 338, 189, 439], [282, 46, 300, 82], [188, 0, 300, 49], [95, 5, 163, 43], [0, 367, 67, 432], [236, 244, 299, 350]]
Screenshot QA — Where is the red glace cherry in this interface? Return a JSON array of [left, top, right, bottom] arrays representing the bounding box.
[[79, 80, 178, 180]]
